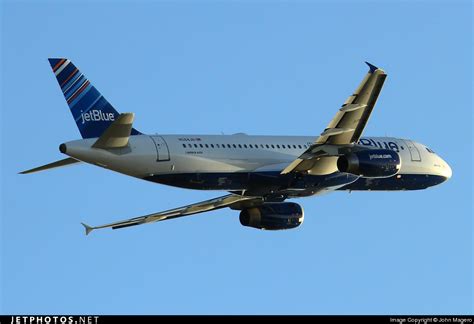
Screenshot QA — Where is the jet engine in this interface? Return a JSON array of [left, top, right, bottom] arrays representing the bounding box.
[[337, 149, 401, 178], [239, 202, 304, 230]]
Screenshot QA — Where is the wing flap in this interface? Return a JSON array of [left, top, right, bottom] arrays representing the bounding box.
[[320, 127, 354, 137], [281, 158, 304, 175], [339, 103, 367, 112]]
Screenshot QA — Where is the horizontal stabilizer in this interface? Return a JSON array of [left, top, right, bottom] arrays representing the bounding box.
[[81, 222, 94, 235], [92, 113, 135, 149], [19, 157, 80, 174]]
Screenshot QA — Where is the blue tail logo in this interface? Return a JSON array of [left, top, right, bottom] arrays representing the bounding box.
[[48, 58, 141, 138]]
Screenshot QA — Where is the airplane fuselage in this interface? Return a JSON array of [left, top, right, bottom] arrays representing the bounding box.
[[60, 134, 452, 199]]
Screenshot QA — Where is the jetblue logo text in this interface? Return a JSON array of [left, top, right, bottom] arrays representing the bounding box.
[[358, 138, 400, 152], [80, 110, 115, 124]]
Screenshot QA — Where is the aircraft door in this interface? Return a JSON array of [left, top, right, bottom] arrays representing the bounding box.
[[150, 136, 170, 161], [403, 139, 421, 162]]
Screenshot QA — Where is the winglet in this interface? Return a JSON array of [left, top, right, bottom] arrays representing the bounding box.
[[365, 61, 379, 73], [81, 222, 94, 236]]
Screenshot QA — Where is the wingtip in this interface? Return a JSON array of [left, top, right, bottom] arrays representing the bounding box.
[[81, 222, 94, 236], [365, 61, 379, 73]]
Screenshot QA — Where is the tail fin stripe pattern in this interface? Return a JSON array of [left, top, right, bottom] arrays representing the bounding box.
[[52, 58, 67, 72], [48, 58, 142, 139], [64, 75, 87, 100], [60, 68, 79, 87], [62, 73, 84, 95], [58, 62, 80, 87], [57, 62, 77, 85], [67, 80, 91, 105], [54, 59, 70, 76], [56, 60, 74, 80]]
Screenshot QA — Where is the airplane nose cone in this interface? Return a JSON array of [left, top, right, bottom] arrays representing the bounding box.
[[443, 162, 452, 180], [437, 157, 452, 182]]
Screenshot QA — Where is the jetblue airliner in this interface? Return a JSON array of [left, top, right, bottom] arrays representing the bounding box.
[[21, 59, 452, 234]]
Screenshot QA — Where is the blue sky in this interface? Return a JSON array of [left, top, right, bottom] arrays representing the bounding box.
[[1, 1, 472, 315]]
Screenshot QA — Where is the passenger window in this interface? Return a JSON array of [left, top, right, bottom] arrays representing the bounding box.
[[298, 145, 302, 149], [233, 144, 237, 148], [243, 144, 247, 148], [271, 145, 275, 149], [293, 145, 297, 149], [194, 144, 198, 148], [304, 145, 308, 148], [188, 144, 192, 148], [238, 144, 242, 148], [228, 144, 232, 148], [276, 145, 280, 149], [182, 144, 186, 148], [205, 144, 209, 148], [200, 144, 204, 148], [216, 144, 220, 148], [210, 144, 214, 148], [266, 144, 269, 148], [249, 144, 253, 148]]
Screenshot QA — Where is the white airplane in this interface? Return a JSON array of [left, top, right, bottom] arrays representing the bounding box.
[[21, 59, 452, 235]]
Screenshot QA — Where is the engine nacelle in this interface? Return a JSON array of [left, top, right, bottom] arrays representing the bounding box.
[[337, 149, 401, 178], [239, 202, 304, 230]]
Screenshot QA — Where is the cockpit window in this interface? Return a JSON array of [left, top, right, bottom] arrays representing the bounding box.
[[426, 147, 435, 153]]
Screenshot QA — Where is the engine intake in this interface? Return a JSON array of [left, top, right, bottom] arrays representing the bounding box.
[[337, 149, 401, 178], [239, 202, 304, 230]]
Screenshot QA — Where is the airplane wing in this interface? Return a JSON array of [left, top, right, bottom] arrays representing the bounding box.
[[281, 62, 387, 174], [81, 194, 261, 235], [19, 157, 80, 174]]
